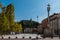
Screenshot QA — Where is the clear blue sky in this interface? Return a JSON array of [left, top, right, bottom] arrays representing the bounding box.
[[1, 0, 60, 23]]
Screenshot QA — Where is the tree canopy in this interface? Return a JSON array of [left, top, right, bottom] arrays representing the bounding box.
[[0, 3, 22, 34], [19, 20, 40, 28]]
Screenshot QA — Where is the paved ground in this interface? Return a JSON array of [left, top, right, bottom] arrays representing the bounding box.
[[41, 37, 59, 40], [0, 34, 42, 39], [0, 37, 59, 40], [0, 34, 60, 40]]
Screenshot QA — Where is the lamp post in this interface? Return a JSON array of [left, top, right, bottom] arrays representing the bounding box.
[[47, 4, 52, 37], [47, 4, 53, 38], [47, 4, 50, 24], [43, 4, 51, 38]]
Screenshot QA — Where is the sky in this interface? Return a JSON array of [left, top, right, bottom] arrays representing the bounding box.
[[0, 0, 60, 23]]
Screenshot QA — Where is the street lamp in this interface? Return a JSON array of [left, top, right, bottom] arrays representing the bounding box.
[[47, 4, 50, 24], [47, 4, 53, 37], [43, 4, 51, 38], [47, 4, 54, 38]]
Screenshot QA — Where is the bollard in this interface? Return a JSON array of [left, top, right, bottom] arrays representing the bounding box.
[[59, 35, 60, 39], [51, 35, 53, 39], [1, 36, 3, 39], [29, 36, 31, 39], [43, 34, 45, 38], [22, 37, 24, 39], [36, 37, 38, 39], [8, 36, 10, 39], [51, 36, 53, 39], [15, 36, 18, 39]]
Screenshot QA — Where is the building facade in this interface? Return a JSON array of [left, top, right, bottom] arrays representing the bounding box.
[[42, 13, 60, 35]]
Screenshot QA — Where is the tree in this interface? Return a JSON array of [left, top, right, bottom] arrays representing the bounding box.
[[5, 4, 14, 24], [2, 14, 10, 34], [0, 12, 10, 34], [5, 4, 15, 32], [19, 20, 40, 28], [12, 23, 22, 33], [0, 13, 3, 33], [0, 3, 23, 34]]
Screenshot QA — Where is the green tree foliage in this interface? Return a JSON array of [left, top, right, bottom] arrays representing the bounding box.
[[2, 14, 10, 34], [19, 20, 40, 33], [0, 3, 23, 34], [0, 12, 10, 34], [12, 23, 22, 33], [5, 4, 14, 24], [19, 20, 40, 28], [5, 4, 15, 32], [0, 13, 4, 32], [0, 2, 2, 8]]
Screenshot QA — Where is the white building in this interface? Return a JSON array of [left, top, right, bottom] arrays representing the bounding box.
[[49, 13, 60, 35], [42, 13, 60, 35]]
